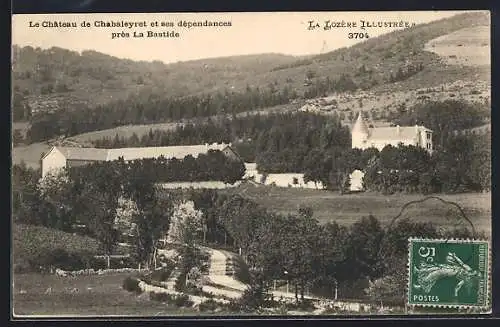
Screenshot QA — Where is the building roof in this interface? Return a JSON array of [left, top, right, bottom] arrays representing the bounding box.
[[56, 146, 109, 161], [367, 126, 432, 141], [352, 112, 433, 142], [49, 143, 232, 162], [106, 143, 230, 161], [352, 112, 370, 135]]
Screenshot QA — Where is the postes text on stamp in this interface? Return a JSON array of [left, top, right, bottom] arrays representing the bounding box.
[[407, 238, 489, 308]]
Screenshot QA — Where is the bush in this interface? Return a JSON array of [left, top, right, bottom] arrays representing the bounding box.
[[198, 299, 220, 312], [13, 258, 32, 273], [174, 294, 194, 308], [149, 266, 174, 282], [174, 273, 186, 292], [149, 292, 194, 308], [284, 299, 315, 311], [33, 247, 96, 271], [13, 224, 101, 272], [322, 306, 341, 314], [150, 292, 174, 302], [232, 255, 251, 284], [226, 300, 243, 313], [110, 255, 139, 269], [184, 284, 203, 296], [122, 277, 142, 294]]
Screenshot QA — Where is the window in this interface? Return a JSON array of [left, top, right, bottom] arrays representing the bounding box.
[[426, 143, 432, 150], [426, 132, 431, 140]]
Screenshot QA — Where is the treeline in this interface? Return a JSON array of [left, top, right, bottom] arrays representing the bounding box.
[[13, 160, 174, 268], [392, 99, 490, 149], [89, 98, 491, 194], [303, 73, 361, 98], [73, 150, 244, 185], [13, 149, 244, 234], [27, 84, 298, 143], [93, 112, 351, 173], [186, 189, 483, 303], [302, 130, 490, 194], [387, 63, 425, 83]]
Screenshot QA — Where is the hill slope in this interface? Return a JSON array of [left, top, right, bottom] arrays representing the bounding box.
[[12, 47, 299, 116], [12, 12, 489, 120]]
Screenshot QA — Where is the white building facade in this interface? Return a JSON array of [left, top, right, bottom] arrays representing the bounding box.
[[349, 113, 433, 192], [351, 113, 433, 153]]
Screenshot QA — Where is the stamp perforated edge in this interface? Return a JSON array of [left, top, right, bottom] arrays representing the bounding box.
[[406, 237, 491, 311]]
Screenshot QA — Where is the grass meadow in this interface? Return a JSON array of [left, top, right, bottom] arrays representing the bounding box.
[[223, 184, 491, 235], [12, 273, 200, 317]]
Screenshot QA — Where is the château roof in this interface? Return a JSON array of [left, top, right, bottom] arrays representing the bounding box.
[[351, 112, 433, 141], [368, 126, 432, 141], [352, 112, 370, 135]]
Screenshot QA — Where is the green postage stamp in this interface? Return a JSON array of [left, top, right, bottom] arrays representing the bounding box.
[[407, 238, 490, 309]]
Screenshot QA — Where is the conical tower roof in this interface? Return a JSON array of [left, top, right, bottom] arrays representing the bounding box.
[[352, 112, 370, 136]]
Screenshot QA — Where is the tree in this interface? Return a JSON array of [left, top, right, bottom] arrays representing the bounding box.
[[12, 163, 42, 225], [12, 129, 24, 146], [366, 272, 406, 307], [166, 201, 203, 246], [70, 164, 123, 263], [312, 222, 347, 299], [217, 195, 266, 260], [341, 215, 385, 282], [37, 169, 75, 231], [237, 269, 273, 312]]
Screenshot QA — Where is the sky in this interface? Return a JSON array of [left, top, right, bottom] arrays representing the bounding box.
[[11, 11, 482, 64]]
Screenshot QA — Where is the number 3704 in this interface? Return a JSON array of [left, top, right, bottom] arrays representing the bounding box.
[[348, 32, 369, 39]]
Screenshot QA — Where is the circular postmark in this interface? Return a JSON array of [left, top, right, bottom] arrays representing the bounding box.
[[380, 196, 477, 266]]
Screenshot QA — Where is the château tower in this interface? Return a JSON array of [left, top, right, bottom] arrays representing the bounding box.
[[351, 112, 370, 149]]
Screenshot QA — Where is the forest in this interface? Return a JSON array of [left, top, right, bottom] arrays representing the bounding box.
[[90, 99, 490, 194], [186, 188, 484, 303], [12, 160, 484, 305]]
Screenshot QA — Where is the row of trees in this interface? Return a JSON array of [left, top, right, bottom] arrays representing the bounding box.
[[13, 158, 486, 304], [85, 151, 245, 185], [27, 83, 298, 143], [92, 112, 351, 172], [13, 161, 172, 268], [90, 99, 490, 194], [12, 150, 243, 268], [302, 132, 490, 194], [303, 73, 360, 98], [386, 63, 425, 84]]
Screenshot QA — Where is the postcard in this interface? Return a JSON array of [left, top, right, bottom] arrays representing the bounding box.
[[11, 11, 491, 317]]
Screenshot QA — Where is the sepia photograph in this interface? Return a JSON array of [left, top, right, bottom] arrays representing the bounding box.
[[11, 10, 491, 317]]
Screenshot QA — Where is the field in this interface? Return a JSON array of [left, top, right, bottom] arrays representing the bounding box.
[[12, 224, 131, 271], [67, 103, 299, 144], [12, 273, 200, 316], [222, 184, 491, 234], [11, 142, 51, 169], [424, 26, 490, 67], [13, 224, 100, 255]]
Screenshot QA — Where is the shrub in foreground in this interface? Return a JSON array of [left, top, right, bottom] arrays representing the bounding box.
[[122, 277, 142, 294], [150, 291, 174, 302], [149, 292, 194, 308], [198, 299, 220, 312], [174, 294, 194, 307]]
